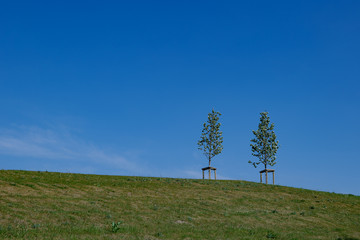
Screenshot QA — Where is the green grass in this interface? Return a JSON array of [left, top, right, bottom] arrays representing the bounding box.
[[0, 170, 359, 239]]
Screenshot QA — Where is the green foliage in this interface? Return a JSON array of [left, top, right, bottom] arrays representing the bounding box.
[[266, 231, 277, 238], [198, 109, 223, 167], [249, 112, 279, 169], [111, 221, 123, 233]]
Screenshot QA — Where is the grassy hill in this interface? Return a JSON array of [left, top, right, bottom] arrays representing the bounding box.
[[0, 170, 359, 240]]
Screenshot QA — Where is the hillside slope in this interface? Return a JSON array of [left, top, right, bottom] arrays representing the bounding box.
[[0, 170, 359, 239]]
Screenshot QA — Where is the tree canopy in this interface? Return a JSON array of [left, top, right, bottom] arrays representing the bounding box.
[[249, 112, 279, 169], [198, 109, 223, 167]]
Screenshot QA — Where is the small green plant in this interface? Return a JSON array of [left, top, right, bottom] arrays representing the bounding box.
[[266, 231, 277, 238], [111, 221, 123, 233], [32, 223, 40, 229]]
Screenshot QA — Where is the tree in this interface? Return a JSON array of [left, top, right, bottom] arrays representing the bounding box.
[[198, 109, 223, 167], [249, 112, 279, 170]]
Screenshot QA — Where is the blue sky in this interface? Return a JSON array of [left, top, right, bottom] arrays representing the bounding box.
[[0, 1, 359, 195]]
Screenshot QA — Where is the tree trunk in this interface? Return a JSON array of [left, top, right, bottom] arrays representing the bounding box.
[[264, 154, 267, 170]]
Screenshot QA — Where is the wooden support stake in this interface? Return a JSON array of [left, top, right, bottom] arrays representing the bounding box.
[[266, 171, 268, 184], [209, 169, 211, 180], [202, 170, 204, 180], [214, 170, 217, 180], [272, 171, 275, 185], [260, 172, 262, 183]]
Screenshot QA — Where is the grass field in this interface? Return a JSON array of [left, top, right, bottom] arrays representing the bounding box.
[[0, 170, 359, 239]]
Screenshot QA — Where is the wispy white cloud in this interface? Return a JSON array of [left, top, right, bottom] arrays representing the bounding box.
[[0, 125, 232, 179], [0, 125, 142, 174]]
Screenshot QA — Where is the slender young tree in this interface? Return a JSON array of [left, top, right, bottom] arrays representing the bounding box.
[[198, 109, 223, 167], [249, 112, 279, 170]]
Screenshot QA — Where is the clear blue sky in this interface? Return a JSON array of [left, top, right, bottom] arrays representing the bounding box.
[[1, 1, 359, 195]]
